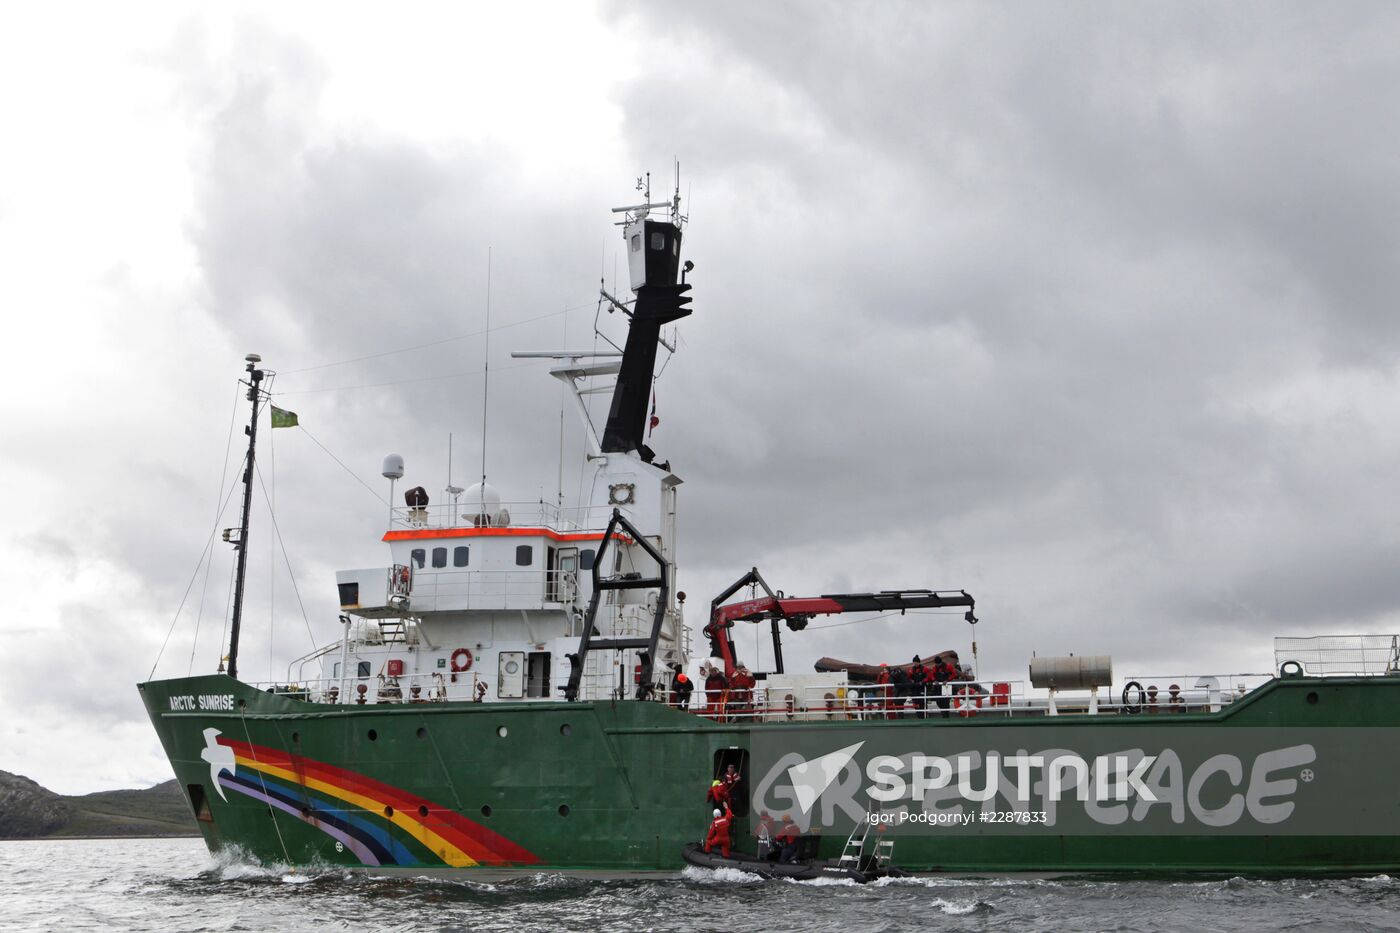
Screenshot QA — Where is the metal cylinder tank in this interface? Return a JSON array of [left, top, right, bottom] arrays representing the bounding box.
[[1029, 655, 1112, 689]]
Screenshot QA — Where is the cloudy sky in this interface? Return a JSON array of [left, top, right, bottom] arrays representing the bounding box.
[[4, 2, 1400, 794]]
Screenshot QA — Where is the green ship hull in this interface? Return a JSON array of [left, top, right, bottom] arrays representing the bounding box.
[[139, 673, 1400, 875]]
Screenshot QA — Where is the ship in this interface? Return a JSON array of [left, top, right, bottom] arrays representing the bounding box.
[[140, 178, 1400, 877]]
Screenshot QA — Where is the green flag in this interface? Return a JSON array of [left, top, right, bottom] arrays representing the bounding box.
[[270, 405, 299, 429]]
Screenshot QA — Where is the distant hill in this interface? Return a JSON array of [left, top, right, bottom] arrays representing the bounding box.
[[0, 771, 198, 839]]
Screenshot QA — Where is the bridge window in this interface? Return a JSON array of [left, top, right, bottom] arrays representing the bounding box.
[[432, 547, 447, 568], [357, 661, 371, 678], [411, 548, 425, 569], [580, 548, 596, 571], [630, 234, 640, 253], [516, 545, 533, 566], [454, 546, 469, 567], [651, 231, 665, 250]]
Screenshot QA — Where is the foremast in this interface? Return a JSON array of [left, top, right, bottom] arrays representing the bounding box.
[[223, 352, 268, 681]]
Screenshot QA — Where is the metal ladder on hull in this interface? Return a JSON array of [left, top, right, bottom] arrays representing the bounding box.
[[838, 797, 896, 872]]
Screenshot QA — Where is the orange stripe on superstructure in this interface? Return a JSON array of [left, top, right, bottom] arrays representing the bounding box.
[[221, 737, 539, 866], [382, 527, 615, 543]]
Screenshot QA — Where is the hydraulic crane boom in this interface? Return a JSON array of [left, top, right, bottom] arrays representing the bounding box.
[[703, 568, 977, 679]]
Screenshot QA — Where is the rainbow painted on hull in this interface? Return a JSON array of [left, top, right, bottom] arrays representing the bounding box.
[[211, 733, 539, 868]]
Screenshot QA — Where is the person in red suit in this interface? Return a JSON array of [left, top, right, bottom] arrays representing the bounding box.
[[704, 803, 734, 858], [876, 663, 894, 719]]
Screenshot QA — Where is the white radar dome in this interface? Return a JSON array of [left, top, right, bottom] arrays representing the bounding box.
[[382, 454, 405, 479], [463, 482, 504, 526]]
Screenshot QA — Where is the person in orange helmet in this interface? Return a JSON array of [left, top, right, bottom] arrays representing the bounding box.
[[671, 667, 693, 709]]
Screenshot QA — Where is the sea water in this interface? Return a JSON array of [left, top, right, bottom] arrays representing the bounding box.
[[2, 837, 1398, 932]]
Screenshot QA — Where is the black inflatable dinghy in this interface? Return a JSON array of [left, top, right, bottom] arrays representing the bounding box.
[[681, 843, 880, 882]]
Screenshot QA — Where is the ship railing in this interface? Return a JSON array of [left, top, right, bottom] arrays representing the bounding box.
[[389, 501, 621, 533], [406, 568, 580, 612], [673, 675, 1276, 722], [1116, 673, 1273, 713], [248, 670, 505, 705], [677, 682, 1027, 722], [1273, 634, 1400, 676]]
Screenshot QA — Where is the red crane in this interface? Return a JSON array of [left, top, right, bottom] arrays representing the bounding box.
[[703, 568, 977, 679]]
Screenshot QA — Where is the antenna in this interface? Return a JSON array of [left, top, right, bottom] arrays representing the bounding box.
[[446, 433, 463, 527], [479, 247, 492, 512], [557, 304, 568, 514]]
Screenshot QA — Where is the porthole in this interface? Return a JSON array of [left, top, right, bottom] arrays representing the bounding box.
[[384, 805, 394, 818], [416, 727, 427, 740], [497, 726, 508, 738], [418, 805, 429, 818], [1307, 691, 1320, 705], [558, 804, 571, 817], [367, 729, 378, 741], [237, 698, 247, 709], [560, 724, 573, 737], [481, 805, 493, 818], [291, 731, 300, 744]]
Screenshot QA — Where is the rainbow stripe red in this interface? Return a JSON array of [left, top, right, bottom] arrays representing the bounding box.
[[217, 736, 538, 868]]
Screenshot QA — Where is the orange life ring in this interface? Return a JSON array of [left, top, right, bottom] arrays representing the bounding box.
[[450, 648, 474, 673], [954, 686, 982, 717]]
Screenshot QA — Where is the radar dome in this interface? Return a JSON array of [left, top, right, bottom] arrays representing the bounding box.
[[463, 482, 503, 526], [382, 454, 405, 479]]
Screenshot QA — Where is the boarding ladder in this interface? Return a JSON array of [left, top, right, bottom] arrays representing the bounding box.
[[838, 797, 896, 872]]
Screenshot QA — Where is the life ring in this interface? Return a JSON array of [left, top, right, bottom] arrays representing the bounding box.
[[450, 648, 474, 673], [1121, 680, 1145, 714], [954, 686, 982, 717]]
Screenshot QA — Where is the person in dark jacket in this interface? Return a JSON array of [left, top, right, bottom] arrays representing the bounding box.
[[890, 663, 911, 718], [909, 656, 930, 718], [672, 670, 693, 710]]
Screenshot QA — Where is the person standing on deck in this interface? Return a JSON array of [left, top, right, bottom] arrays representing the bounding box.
[[909, 656, 930, 718], [890, 663, 911, 718], [876, 663, 893, 719], [729, 665, 756, 718], [672, 670, 693, 710], [704, 663, 729, 718], [933, 656, 953, 718]]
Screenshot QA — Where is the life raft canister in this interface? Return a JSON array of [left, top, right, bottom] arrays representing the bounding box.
[[450, 648, 474, 673]]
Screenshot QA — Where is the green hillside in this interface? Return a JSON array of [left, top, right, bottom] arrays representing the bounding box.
[[0, 771, 198, 839]]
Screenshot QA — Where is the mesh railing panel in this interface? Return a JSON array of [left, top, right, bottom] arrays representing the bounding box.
[[1274, 634, 1400, 675]]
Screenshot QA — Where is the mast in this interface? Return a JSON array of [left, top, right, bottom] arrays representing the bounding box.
[[600, 178, 693, 458], [226, 353, 265, 680]]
